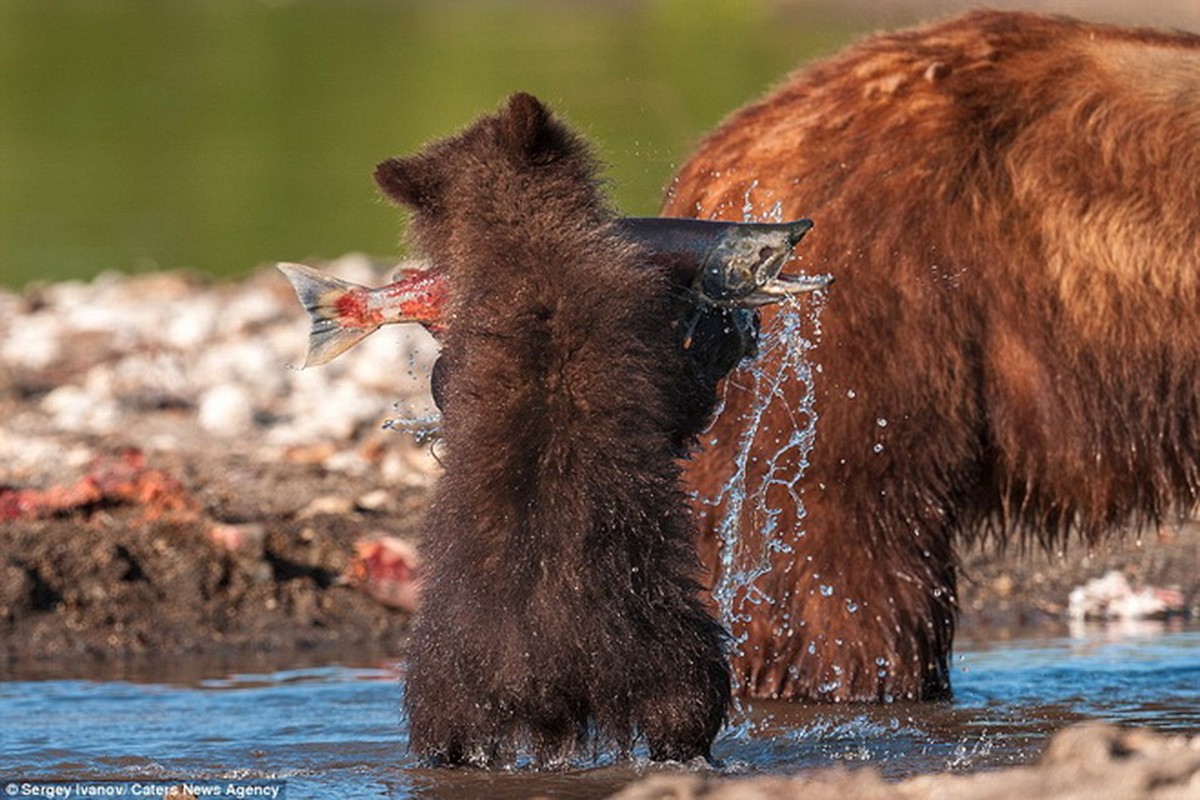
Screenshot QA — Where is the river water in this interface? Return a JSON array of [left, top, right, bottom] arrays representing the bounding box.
[[3, 624, 1198, 799]]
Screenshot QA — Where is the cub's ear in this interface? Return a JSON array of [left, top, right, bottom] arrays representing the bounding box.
[[502, 92, 566, 165], [373, 156, 441, 210]]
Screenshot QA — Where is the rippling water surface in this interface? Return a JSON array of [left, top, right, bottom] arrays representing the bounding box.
[[3, 625, 1198, 799]]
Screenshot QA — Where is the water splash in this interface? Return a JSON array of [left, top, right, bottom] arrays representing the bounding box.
[[704, 193, 828, 730], [382, 406, 442, 444], [945, 730, 996, 770], [741, 181, 785, 225]]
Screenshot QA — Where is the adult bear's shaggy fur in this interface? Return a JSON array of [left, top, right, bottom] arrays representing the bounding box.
[[663, 11, 1200, 701], [376, 93, 729, 765]]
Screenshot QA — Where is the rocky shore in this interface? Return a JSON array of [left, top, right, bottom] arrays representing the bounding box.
[[0, 258, 441, 666]]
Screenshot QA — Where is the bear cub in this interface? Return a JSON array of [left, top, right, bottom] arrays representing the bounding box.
[[375, 93, 730, 767]]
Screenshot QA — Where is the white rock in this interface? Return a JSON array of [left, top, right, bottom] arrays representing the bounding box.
[[1067, 569, 1185, 621], [164, 295, 221, 349], [197, 383, 256, 436], [41, 383, 120, 433], [1, 312, 62, 370]]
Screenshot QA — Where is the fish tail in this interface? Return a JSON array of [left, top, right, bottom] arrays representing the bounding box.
[[277, 262, 380, 367]]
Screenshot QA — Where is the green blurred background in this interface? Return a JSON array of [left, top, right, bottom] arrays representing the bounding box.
[[2, 0, 1191, 288], [0, 0, 876, 288]]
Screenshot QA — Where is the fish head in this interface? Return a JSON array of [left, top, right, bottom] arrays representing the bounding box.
[[697, 219, 830, 306]]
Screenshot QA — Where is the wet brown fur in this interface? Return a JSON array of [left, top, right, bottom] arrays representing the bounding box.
[[663, 11, 1200, 702], [376, 94, 729, 766]]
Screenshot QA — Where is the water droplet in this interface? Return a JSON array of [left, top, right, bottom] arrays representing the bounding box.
[[847, 389, 857, 399], [873, 443, 884, 453], [819, 584, 834, 597], [876, 418, 888, 427], [846, 600, 859, 613], [807, 642, 817, 655]]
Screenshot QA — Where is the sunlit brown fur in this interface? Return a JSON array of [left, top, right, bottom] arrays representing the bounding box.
[[663, 10, 1200, 701]]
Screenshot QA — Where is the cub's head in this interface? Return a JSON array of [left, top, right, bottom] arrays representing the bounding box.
[[372, 92, 609, 269]]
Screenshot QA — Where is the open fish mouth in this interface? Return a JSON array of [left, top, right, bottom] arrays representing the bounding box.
[[742, 270, 835, 305]]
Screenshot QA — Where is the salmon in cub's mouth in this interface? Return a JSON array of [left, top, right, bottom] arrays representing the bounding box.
[[278, 216, 830, 367]]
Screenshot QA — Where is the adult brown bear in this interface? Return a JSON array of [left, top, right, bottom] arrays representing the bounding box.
[[663, 10, 1200, 702]]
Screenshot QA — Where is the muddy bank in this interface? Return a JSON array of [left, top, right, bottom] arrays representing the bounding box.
[[0, 265, 1196, 670]]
